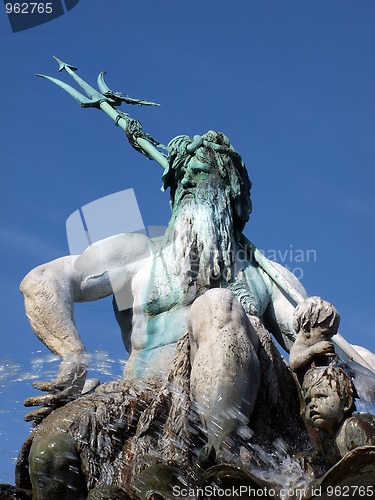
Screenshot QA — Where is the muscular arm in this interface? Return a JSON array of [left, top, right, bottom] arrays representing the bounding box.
[[20, 233, 151, 413]]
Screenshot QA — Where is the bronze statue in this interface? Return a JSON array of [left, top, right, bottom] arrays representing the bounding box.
[[1, 58, 374, 500]]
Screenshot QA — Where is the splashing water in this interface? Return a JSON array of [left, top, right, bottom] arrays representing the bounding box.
[[331, 348, 375, 413], [1, 352, 374, 494], [188, 397, 315, 498], [243, 439, 313, 499], [0, 351, 126, 484], [346, 360, 375, 414]]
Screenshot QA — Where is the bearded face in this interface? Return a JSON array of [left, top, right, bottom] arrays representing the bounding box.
[[164, 131, 252, 236], [162, 153, 236, 293]]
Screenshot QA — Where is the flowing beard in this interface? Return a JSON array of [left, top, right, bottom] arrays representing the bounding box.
[[163, 185, 236, 293]]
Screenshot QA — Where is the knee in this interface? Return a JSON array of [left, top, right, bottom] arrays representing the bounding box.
[[190, 288, 236, 318], [189, 289, 260, 351], [29, 434, 79, 473], [29, 434, 86, 499], [30, 435, 54, 465], [199, 288, 235, 306], [189, 289, 248, 342], [191, 288, 244, 325]]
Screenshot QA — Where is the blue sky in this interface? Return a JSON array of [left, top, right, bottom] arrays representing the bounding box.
[[0, 0, 374, 484]]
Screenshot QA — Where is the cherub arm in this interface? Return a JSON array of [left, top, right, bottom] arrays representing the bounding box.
[[289, 338, 335, 372]]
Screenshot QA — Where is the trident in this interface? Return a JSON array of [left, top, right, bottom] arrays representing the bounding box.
[[37, 56, 374, 374]]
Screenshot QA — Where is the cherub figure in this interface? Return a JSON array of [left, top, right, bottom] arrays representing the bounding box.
[[301, 366, 375, 465], [289, 296, 339, 381]]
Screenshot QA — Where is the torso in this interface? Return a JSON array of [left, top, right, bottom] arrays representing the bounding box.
[[121, 244, 272, 379]]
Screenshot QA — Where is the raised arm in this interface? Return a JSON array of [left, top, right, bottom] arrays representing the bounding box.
[[289, 338, 335, 372], [20, 232, 151, 420]]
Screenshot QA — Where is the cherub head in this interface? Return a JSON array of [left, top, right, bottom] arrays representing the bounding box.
[[293, 296, 340, 346], [302, 366, 356, 434]]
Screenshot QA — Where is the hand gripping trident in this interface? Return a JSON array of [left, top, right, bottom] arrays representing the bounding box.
[[37, 56, 375, 374]]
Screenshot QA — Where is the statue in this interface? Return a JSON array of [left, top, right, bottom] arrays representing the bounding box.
[[21, 127, 307, 498], [287, 300, 375, 497], [1, 57, 375, 500], [289, 296, 339, 382], [301, 366, 375, 465]]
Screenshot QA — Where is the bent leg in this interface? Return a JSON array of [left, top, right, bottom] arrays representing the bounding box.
[[29, 434, 86, 500], [189, 289, 261, 455]]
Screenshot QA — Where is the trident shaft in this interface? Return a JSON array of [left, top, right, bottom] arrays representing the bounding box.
[[37, 56, 374, 374]]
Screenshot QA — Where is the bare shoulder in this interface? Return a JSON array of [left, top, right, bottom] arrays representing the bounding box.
[[343, 413, 375, 431], [337, 413, 375, 453]]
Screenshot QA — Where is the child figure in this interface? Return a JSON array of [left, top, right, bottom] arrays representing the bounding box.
[[289, 296, 339, 381], [301, 366, 375, 465]]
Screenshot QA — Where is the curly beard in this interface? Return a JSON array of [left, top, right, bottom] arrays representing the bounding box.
[[162, 184, 236, 294]]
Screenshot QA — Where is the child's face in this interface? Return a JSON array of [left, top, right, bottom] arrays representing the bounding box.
[[303, 321, 333, 345], [310, 324, 332, 342], [304, 379, 348, 433]]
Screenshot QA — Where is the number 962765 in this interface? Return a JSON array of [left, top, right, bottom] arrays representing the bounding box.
[[6, 3, 53, 14]]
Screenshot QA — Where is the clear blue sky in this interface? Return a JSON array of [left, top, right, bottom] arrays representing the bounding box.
[[1, 0, 374, 484]]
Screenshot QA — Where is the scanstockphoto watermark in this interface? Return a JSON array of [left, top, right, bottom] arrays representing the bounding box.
[[4, 0, 79, 32], [172, 485, 311, 498], [171, 485, 375, 498]]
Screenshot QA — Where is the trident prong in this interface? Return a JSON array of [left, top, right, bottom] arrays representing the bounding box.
[[51, 55, 113, 105], [53, 55, 78, 73], [37, 56, 160, 109], [37, 56, 117, 108], [36, 73, 101, 108], [98, 72, 159, 107]]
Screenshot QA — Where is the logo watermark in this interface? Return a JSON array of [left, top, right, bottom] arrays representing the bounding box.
[[4, 0, 79, 32], [66, 189, 146, 255], [66, 189, 170, 312], [171, 484, 314, 498], [256, 245, 317, 281]]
